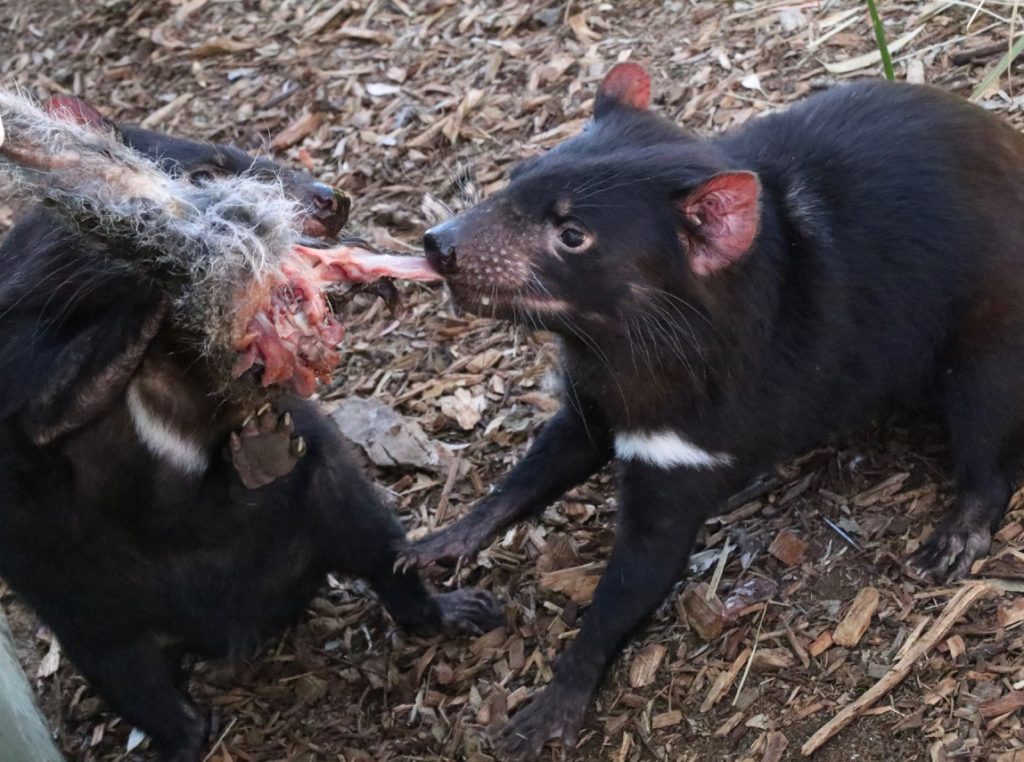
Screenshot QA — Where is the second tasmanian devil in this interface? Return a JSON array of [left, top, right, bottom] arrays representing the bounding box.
[[0, 98, 500, 762], [407, 63, 1024, 758]]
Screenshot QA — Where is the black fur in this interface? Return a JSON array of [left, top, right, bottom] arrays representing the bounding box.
[[416, 76, 1024, 759], [0, 118, 499, 761]]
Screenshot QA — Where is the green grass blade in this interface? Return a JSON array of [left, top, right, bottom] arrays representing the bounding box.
[[971, 33, 1024, 101], [865, 0, 895, 81]]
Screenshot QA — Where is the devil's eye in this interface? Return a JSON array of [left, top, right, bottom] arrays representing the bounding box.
[[559, 226, 587, 249], [190, 169, 216, 186]]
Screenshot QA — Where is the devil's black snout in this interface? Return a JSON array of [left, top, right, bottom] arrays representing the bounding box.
[[423, 226, 459, 275], [309, 182, 350, 236]]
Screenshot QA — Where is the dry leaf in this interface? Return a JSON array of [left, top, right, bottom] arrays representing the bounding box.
[[438, 388, 487, 430], [823, 27, 925, 74], [330, 397, 452, 472], [366, 82, 401, 97], [36, 637, 60, 678], [567, 12, 599, 43], [778, 9, 807, 33], [126, 728, 146, 753], [722, 576, 778, 620]]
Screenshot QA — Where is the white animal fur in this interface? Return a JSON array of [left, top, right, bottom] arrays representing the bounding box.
[[127, 385, 208, 475], [0, 90, 304, 378], [614, 431, 733, 469]]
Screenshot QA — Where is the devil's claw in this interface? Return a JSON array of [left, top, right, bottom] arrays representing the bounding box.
[[230, 407, 305, 489]]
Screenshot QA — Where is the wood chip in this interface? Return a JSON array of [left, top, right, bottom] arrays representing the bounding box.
[[945, 634, 965, 660], [994, 522, 1023, 544], [270, 112, 323, 152], [996, 597, 1024, 628], [808, 630, 834, 657], [538, 562, 605, 604], [751, 648, 796, 672], [924, 675, 958, 705], [762, 731, 789, 762], [679, 583, 726, 641], [786, 624, 810, 668], [851, 473, 909, 507], [714, 711, 746, 737], [652, 710, 683, 730], [139, 93, 194, 129], [768, 530, 807, 566], [628, 644, 666, 688], [190, 36, 256, 58], [979, 691, 1024, 719], [701, 647, 752, 712], [833, 587, 880, 647]]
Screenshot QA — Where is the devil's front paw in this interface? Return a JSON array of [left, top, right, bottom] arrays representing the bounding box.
[[229, 405, 306, 489], [910, 515, 993, 582], [434, 589, 503, 636], [397, 520, 492, 571], [495, 682, 589, 761]]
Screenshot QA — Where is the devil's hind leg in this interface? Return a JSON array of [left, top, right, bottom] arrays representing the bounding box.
[[913, 342, 1024, 580], [63, 636, 207, 762]]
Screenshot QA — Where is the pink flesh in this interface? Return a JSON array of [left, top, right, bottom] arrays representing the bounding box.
[[232, 244, 439, 396], [293, 244, 444, 283]]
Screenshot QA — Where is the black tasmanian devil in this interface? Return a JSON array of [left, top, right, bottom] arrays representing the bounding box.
[[408, 63, 1024, 758], [0, 98, 500, 762]]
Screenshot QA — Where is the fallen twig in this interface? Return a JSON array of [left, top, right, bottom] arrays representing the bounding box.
[[951, 37, 1024, 66], [822, 517, 862, 551], [801, 581, 995, 756]]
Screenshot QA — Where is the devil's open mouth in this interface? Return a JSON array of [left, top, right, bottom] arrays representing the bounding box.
[[232, 244, 441, 396]]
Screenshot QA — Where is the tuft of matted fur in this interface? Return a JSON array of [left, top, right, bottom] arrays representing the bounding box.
[[0, 89, 305, 383]]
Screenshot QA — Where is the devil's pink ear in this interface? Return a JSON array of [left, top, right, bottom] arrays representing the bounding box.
[[595, 62, 652, 117], [679, 172, 761, 276], [45, 96, 108, 129]]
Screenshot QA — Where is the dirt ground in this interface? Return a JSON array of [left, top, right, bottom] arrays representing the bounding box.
[[2, 1, 1024, 760]]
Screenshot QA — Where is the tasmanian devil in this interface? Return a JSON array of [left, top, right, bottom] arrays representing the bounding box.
[[0, 98, 500, 762], [406, 63, 1024, 758]]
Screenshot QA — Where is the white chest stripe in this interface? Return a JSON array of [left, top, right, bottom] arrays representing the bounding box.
[[127, 386, 208, 475], [614, 431, 733, 470]]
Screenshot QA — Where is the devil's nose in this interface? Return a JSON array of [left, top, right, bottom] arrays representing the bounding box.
[[423, 228, 459, 275]]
